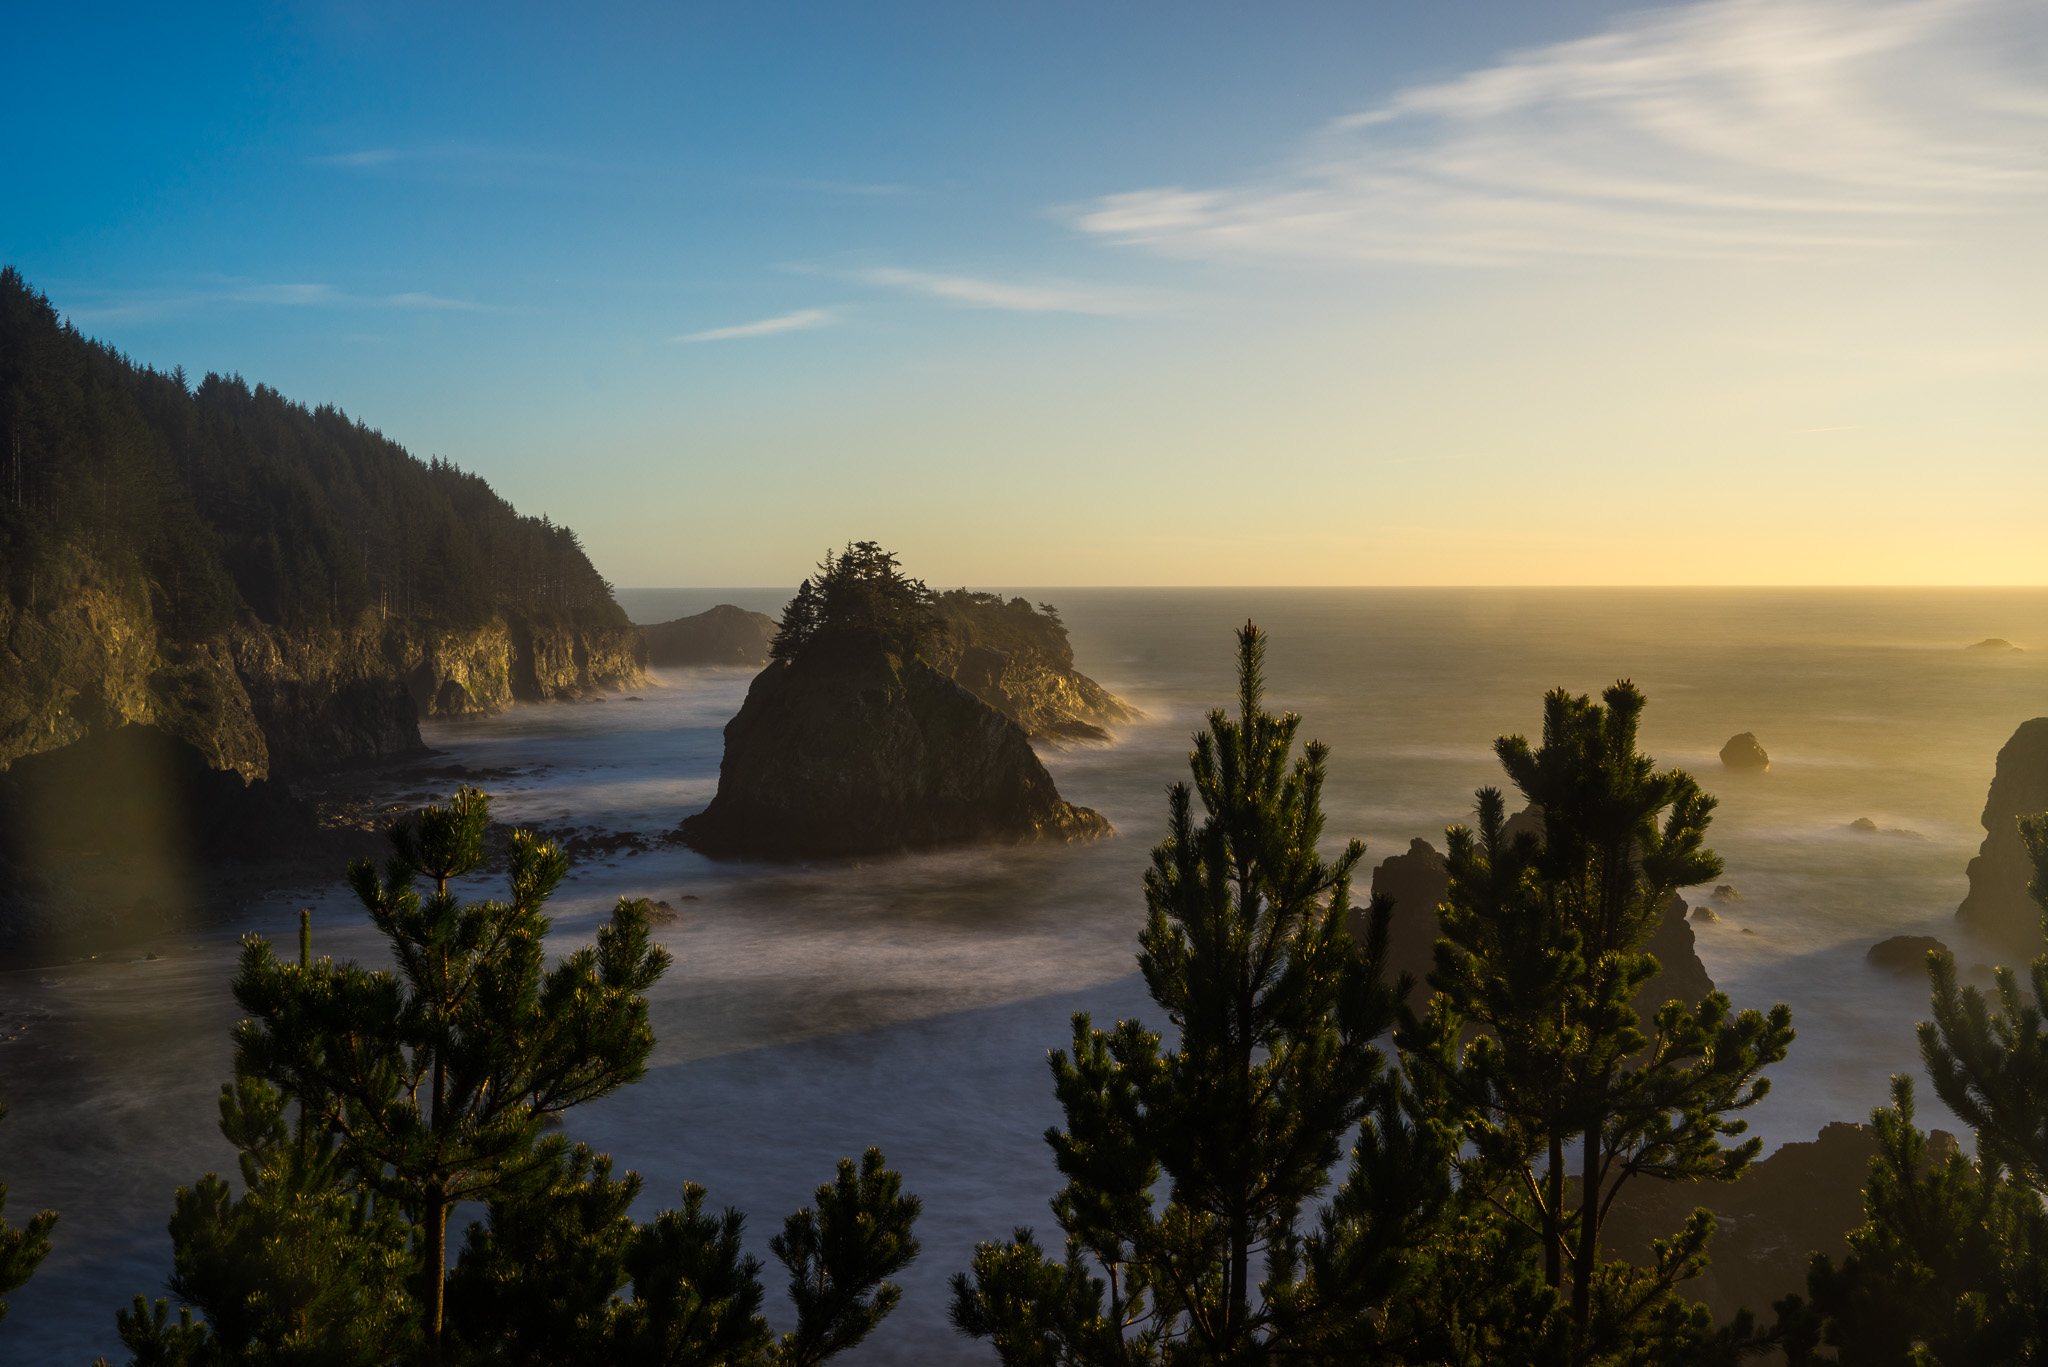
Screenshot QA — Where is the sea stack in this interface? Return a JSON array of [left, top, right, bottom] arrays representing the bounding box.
[[1957, 717, 2048, 950], [1719, 732, 1770, 771], [676, 543, 1111, 859], [643, 605, 778, 667]]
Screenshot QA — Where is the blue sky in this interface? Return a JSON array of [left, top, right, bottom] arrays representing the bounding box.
[[9, 0, 2048, 585]]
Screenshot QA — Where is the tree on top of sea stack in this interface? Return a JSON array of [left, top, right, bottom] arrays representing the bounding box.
[[676, 542, 1111, 859]]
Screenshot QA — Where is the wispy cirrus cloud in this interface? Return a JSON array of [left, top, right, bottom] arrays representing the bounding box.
[[855, 267, 1149, 315], [670, 308, 838, 343], [62, 280, 492, 324], [1075, 0, 2048, 266]]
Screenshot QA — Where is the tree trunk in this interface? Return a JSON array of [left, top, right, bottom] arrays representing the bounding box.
[[1571, 1125, 1600, 1333], [427, 1185, 448, 1363], [1545, 1133, 1565, 1288]]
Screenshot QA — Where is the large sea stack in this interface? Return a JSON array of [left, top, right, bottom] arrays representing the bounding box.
[[677, 543, 1111, 859], [1957, 716, 2048, 950], [644, 604, 779, 667]]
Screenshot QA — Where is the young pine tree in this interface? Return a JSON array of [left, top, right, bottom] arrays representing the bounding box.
[[446, 1141, 921, 1366], [230, 788, 672, 1359], [952, 623, 1447, 1364], [0, 1102, 56, 1328], [1403, 683, 1794, 1357]]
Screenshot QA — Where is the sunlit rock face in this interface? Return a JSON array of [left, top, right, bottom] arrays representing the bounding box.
[[676, 639, 1112, 859], [1957, 716, 2048, 952], [1719, 731, 1771, 771]]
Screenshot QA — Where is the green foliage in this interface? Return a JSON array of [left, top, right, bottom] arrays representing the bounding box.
[[952, 623, 1478, 1364], [608, 1181, 773, 1366], [115, 1295, 213, 1367], [0, 265, 626, 635], [444, 1143, 644, 1365], [769, 1148, 923, 1366], [1796, 808, 2048, 1362], [931, 590, 1075, 669], [0, 1103, 56, 1328], [148, 1075, 420, 1366], [1400, 682, 1794, 1357], [1792, 1076, 2048, 1366], [228, 787, 672, 1352], [770, 542, 944, 663]]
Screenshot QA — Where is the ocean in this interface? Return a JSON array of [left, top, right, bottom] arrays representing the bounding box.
[[3, 587, 2045, 1363]]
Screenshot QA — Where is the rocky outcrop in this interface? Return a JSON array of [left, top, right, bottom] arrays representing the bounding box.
[[677, 640, 1111, 859], [1350, 830, 1715, 1016], [945, 643, 1137, 743], [1868, 935, 1948, 973], [1600, 1121, 1958, 1325], [645, 605, 778, 667], [1968, 638, 2023, 652], [1720, 733, 1770, 771], [1957, 718, 2048, 951]]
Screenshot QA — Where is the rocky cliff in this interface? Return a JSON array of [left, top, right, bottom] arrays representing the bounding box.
[[1600, 1120, 1958, 1324], [645, 604, 778, 667], [1957, 717, 2048, 952], [677, 639, 1111, 859], [1, 587, 644, 780]]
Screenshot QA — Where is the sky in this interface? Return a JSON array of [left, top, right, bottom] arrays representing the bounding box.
[[6, 0, 2047, 587]]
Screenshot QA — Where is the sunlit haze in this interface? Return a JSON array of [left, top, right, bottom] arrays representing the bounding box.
[[8, 0, 2046, 585]]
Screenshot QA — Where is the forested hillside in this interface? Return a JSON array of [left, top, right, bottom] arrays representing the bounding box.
[[0, 268, 640, 776]]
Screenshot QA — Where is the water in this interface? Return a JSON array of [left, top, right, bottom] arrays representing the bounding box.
[[4, 588, 2047, 1363]]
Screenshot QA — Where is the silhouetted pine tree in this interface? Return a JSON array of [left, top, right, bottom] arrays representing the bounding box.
[[0, 1103, 55, 1329], [228, 788, 672, 1359], [1402, 683, 1794, 1360], [951, 624, 1505, 1363]]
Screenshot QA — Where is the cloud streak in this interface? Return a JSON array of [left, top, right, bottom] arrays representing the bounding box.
[[670, 308, 838, 343], [1075, 0, 2048, 265], [856, 267, 1147, 314]]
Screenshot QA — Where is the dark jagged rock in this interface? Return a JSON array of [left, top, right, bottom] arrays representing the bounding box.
[[677, 640, 1111, 859], [1720, 732, 1771, 771], [1957, 717, 2048, 951], [1868, 934, 1949, 973], [644, 605, 779, 667], [1600, 1121, 1956, 1325], [1712, 884, 1742, 902], [1349, 821, 1714, 1018]]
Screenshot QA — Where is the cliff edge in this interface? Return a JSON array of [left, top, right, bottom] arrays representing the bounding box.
[[1957, 717, 2048, 952]]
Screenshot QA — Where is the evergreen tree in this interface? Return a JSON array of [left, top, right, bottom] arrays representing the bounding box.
[[446, 1143, 921, 1366], [1402, 683, 1794, 1358], [0, 1102, 56, 1328], [229, 788, 672, 1359], [952, 623, 1456, 1364], [1788, 1076, 2048, 1366], [769, 542, 943, 662]]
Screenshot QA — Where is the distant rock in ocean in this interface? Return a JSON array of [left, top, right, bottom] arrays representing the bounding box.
[[1957, 717, 2048, 951], [1691, 905, 1719, 923], [1967, 638, 2024, 652], [1719, 732, 1770, 771], [1847, 817, 1927, 840], [644, 605, 778, 667], [1711, 884, 1743, 902], [1868, 934, 1948, 973]]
